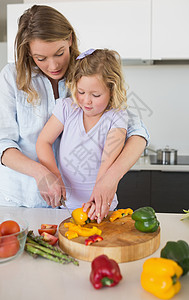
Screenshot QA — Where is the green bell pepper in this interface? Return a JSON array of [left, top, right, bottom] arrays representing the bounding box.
[[131, 206, 159, 233], [161, 240, 189, 276]]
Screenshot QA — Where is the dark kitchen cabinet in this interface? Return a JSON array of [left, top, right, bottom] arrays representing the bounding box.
[[117, 171, 151, 210], [117, 170, 189, 213], [151, 171, 189, 213]]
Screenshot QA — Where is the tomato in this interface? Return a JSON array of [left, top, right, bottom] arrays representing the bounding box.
[[41, 224, 58, 229], [0, 220, 20, 236], [0, 236, 20, 258], [41, 232, 58, 245], [38, 228, 57, 235], [38, 224, 57, 235]]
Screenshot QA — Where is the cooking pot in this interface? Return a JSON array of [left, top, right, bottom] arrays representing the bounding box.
[[156, 147, 177, 165]]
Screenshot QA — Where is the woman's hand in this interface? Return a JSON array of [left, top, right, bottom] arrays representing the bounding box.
[[84, 136, 146, 222], [83, 172, 119, 223], [35, 167, 66, 208]]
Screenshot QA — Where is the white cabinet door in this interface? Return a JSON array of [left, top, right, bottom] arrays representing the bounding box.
[[7, 0, 151, 62], [152, 0, 189, 59]]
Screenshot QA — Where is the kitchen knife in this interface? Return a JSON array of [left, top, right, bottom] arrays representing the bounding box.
[[60, 196, 72, 217]]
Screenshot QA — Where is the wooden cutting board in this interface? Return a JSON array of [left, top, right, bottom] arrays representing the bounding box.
[[58, 213, 160, 263]]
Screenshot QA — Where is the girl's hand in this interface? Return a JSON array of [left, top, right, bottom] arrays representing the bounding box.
[[36, 168, 66, 208], [83, 173, 119, 223], [82, 201, 96, 220]]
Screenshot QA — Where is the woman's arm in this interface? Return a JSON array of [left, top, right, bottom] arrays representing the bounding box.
[[96, 128, 127, 181], [36, 114, 66, 207], [1, 147, 60, 207], [85, 135, 146, 222]]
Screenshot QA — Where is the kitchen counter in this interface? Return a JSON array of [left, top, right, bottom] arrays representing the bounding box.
[[131, 156, 189, 172], [0, 207, 188, 300]]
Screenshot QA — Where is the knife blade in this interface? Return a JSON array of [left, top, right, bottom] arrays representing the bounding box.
[[60, 196, 72, 216]]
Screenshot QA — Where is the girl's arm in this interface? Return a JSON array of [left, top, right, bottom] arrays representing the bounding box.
[[36, 114, 65, 207], [83, 127, 127, 221], [84, 135, 146, 222]]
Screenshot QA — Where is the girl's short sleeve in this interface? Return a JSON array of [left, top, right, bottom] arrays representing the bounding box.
[[110, 109, 128, 131], [52, 97, 73, 124]]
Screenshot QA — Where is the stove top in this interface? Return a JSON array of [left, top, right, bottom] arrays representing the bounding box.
[[150, 155, 189, 165]]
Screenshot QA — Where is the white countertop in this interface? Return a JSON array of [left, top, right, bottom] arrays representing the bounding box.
[[131, 156, 189, 172], [0, 207, 188, 300]]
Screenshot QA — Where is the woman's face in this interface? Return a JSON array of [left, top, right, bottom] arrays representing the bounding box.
[[29, 39, 72, 80]]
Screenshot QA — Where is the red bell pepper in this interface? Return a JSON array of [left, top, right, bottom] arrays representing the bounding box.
[[85, 234, 103, 246], [90, 255, 122, 289]]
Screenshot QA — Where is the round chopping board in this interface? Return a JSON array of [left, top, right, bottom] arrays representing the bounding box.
[[58, 213, 160, 263]]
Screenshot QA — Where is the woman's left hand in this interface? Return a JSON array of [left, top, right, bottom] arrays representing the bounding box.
[[83, 172, 119, 223]]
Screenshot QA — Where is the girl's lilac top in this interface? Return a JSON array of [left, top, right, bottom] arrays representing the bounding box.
[[53, 97, 128, 209]]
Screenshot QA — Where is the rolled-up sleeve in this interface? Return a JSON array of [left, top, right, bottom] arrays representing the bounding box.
[[126, 109, 150, 145], [0, 64, 22, 163]]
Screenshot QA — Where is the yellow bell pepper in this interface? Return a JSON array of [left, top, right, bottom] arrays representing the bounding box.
[[141, 257, 183, 299], [109, 208, 133, 222], [72, 207, 90, 225], [64, 222, 102, 239], [65, 231, 78, 240]]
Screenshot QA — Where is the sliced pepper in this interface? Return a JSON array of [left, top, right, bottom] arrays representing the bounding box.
[[141, 257, 183, 299], [65, 231, 78, 240], [110, 208, 133, 222], [64, 222, 102, 238], [161, 240, 189, 276], [90, 254, 122, 289], [85, 235, 103, 246], [132, 206, 159, 232]]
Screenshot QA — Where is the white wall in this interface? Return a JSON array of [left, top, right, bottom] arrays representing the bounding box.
[[124, 64, 189, 155]]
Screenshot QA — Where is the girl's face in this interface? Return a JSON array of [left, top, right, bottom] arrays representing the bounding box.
[[29, 39, 72, 80], [76, 75, 110, 119]]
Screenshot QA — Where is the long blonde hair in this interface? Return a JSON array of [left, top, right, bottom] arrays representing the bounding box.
[[67, 49, 127, 110], [15, 5, 80, 103]]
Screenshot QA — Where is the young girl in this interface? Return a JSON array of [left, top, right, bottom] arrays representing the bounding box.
[[36, 49, 128, 222]]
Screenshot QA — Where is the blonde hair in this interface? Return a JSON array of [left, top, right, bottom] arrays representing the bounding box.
[[67, 49, 127, 110], [15, 5, 80, 103]]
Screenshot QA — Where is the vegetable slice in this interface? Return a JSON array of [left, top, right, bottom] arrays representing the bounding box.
[[38, 228, 57, 235], [41, 232, 58, 245]]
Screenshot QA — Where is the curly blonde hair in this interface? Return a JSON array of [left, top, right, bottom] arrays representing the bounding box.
[[15, 5, 80, 103], [67, 49, 127, 110]]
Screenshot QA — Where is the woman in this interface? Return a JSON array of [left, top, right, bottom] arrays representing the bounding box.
[[0, 5, 149, 220]]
